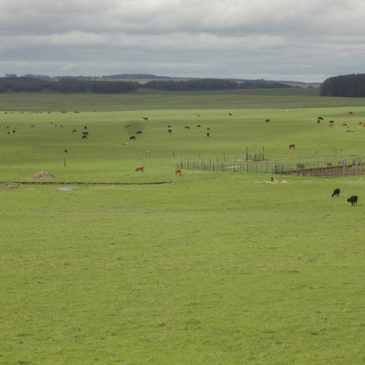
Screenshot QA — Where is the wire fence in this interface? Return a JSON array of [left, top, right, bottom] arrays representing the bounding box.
[[163, 147, 365, 176]]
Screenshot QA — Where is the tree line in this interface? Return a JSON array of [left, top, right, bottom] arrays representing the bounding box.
[[0, 76, 290, 94], [140, 79, 290, 91], [320, 74, 365, 97], [0, 77, 138, 94]]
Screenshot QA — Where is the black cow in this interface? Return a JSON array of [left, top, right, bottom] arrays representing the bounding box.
[[82, 135, 87, 139], [129, 136, 136, 140], [265, 119, 270, 123], [331, 188, 340, 197], [168, 129, 172, 133], [346, 195, 358, 206], [142, 117, 149, 120], [136, 130, 142, 134], [64, 149, 68, 153]]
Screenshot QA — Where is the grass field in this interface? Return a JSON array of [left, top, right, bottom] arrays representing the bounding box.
[[0, 90, 364, 364]]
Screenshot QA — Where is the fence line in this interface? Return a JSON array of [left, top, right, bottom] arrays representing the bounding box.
[[170, 148, 365, 176]]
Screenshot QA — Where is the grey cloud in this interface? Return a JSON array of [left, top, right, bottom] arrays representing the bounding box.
[[1, 0, 365, 81]]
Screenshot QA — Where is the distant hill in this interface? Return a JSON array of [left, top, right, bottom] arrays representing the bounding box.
[[0, 74, 318, 93], [15, 73, 319, 88]]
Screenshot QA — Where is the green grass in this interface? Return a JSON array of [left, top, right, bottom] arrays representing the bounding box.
[[1, 88, 365, 111], [0, 90, 364, 364]]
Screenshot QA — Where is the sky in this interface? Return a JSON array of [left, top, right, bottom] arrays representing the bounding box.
[[0, 0, 365, 82]]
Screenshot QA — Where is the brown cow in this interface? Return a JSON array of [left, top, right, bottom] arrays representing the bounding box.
[[175, 168, 182, 175], [184, 125, 190, 129], [72, 129, 77, 133], [135, 165, 144, 172], [289, 144, 295, 149]]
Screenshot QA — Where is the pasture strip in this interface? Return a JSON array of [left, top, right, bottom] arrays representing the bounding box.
[[0, 181, 174, 186]]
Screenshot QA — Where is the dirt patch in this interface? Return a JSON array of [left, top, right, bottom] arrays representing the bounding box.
[[2, 183, 19, 189], [30, 171, 57, 180]]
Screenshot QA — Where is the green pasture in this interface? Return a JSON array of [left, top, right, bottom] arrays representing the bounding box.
[[0, 90, 365, 364], [0, 88, 365, 111]]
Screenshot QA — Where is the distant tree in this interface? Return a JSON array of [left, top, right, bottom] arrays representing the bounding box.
[[0, 77, 137, 94], [141, 79, 290, 91], [321, 74, 365, 97]]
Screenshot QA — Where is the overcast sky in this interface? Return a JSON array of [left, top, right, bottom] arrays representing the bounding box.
[[0, 0, 364, 82]]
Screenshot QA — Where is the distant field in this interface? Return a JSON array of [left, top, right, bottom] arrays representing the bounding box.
[[0, 87, 365, 111], [0, 90, 364, 364]]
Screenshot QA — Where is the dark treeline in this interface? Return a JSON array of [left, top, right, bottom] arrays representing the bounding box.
[[0, 77, 138, 94], [141, 79, 290, 91], [0, 76, 290, 93], [321, 74, 365, 97]]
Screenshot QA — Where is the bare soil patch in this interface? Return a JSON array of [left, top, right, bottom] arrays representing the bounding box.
[[2, 183, 19, 189], [30, 171, 57, 179]]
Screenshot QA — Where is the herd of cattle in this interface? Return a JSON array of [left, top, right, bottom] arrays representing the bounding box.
[[0, 112, 362, 205]]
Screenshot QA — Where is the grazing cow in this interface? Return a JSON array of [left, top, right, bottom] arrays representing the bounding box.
[[82, 131, 89, 135], [229, 112, 232, 116], [84, 125, 88, 129], [124, 124, 132, 128], [135, 165, 144, 172], [82, 135, 87, 139], [331, 188, 340, 197], [318, 117, 323, 120], [184, 125, 190, 129], [168, 129, 172, 133], [342, 122, 348, 126], [64, 149, 68, 153], [317, 119, 321, 124], [348, 111, 353, 114], [206, 132, 210, 137], [346, 195, 358, 206], [206, 127, 211, 131], [136, 130, 142, 134], [196, 124, 201, 127], [265, 119, 270, 123], [289, 144, 295, 149], [175, 168, 182, 175], [142, 117, 149, 120], [129, 136, 136, 140], [12, 129, 16, 134], [72, 129, 77, 133], [167, 125, 171, 128]]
